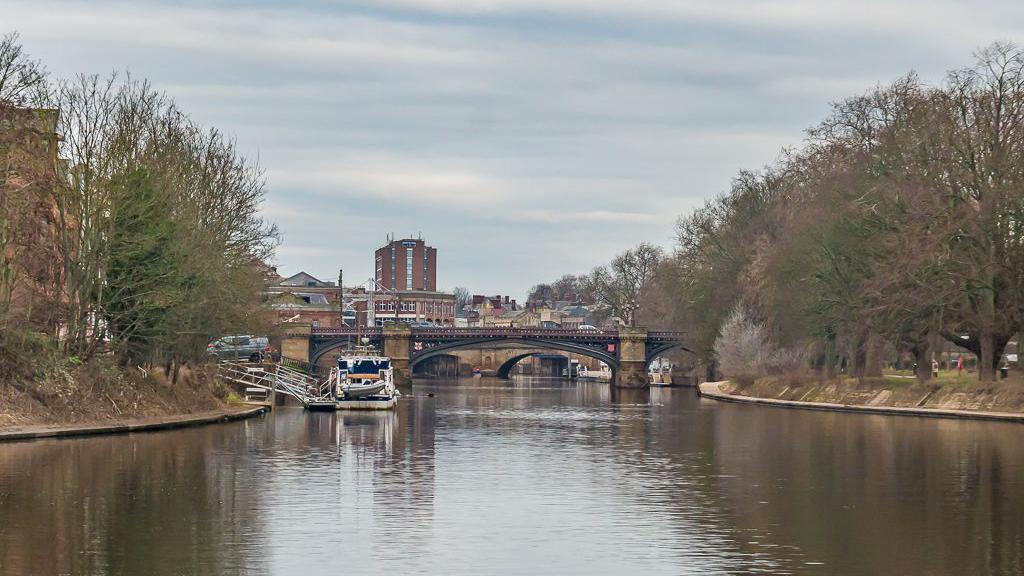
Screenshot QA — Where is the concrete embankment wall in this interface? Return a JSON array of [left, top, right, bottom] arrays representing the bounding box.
[[699, 381, 1024, 423]]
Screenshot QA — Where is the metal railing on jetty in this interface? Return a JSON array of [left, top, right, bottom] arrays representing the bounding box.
[[216, 361, 334, 407]]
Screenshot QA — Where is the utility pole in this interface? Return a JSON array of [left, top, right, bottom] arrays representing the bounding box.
[[337, 268, 344, 327], [368, 279, 376, 327]]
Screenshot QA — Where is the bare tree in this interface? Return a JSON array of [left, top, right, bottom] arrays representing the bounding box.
[[590, 243, 663, 327], [0, 32, 47, 106], [452, 286, 470, 316]]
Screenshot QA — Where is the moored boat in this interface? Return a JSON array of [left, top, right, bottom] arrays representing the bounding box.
[[308, 346, 399, 410]]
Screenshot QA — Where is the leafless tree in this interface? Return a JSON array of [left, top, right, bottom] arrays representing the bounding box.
[[590, 242, 663, 327], [0, 32, 47, 106]]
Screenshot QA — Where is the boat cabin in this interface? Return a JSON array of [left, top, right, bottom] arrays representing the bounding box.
[[339, 357, 391, 383]]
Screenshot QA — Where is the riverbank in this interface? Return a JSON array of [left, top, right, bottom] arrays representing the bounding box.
[[700, 378, 1024, 422], [0, 405, 268, 442], [0, 331, 241, 431]]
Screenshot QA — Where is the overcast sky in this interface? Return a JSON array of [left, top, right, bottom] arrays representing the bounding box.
[[7, 0, 1024, 297]]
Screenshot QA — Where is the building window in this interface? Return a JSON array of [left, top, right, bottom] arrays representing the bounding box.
[[406, 248, 414, 290], [311, 320, 319, 328]]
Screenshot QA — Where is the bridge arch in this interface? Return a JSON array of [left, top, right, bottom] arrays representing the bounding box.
[[644, 341, 688, 368], [412, 353, 461, 377], [410, 337, 619, 379], [309, 337, 384, 368], [495, 352, 553, 379]]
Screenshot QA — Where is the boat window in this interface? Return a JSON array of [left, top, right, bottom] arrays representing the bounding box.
[[349, 359, 391, 373]]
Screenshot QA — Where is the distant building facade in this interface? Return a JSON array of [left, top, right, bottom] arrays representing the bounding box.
[[264, 271, 346, 328], [1, 105, 64, 331], [370, 290, 456, 326], [375, 236, 437, 292], [266, 250, 456, 328], [464, 295, 519, 327]]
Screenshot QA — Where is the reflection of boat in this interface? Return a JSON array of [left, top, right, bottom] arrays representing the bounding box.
[[308, 346, 399, 410], [577, 363, 613, 382]]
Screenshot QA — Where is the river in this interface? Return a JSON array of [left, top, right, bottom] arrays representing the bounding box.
[[1, 377, 1022, 575]]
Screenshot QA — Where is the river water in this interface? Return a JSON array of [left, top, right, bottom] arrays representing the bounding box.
[[1, 377, 1022, 575]]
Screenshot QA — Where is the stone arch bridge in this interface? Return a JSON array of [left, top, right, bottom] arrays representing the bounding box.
[[282, 325, 685, 388]]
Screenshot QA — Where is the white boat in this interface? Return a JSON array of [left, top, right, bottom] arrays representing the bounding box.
[[312, 347, 399, 410], [343, 380, 386, 398]]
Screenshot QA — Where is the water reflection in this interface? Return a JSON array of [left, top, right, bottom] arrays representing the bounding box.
[[0, 377, 1022, 575]]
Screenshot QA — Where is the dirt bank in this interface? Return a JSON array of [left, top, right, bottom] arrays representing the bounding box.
[[0, 405, 267, 441], [0, 332, 233, 430]]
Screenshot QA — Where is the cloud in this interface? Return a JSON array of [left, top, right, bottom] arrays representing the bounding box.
[[267, 160, 511, 208]]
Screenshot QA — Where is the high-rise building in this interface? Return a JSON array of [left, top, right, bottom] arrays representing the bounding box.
[[375, 236, 437, 292]]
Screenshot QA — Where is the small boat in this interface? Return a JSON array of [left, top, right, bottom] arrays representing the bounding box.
[[310, 347, 399, 410], [343, 380, 386, 398]]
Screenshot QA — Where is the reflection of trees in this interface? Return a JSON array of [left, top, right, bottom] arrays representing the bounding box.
[[0, 427, 266, 575], [708, 407, 1024, 574]]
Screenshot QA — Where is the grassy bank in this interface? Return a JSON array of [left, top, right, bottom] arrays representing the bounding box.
[[724, 371, 1024, 414], [0, 332, 231, 429]]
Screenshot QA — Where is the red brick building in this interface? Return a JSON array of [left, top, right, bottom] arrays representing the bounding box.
[[375, 236, 437, 291], [1, 105, 64, 331], [370, 290, 455, 326]]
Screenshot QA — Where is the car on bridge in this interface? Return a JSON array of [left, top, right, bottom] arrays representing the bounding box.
[[208, 335, 271, 362]]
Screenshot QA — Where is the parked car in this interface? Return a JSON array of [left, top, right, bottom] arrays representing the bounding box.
[[409, 321, 440, 328], [207, 335, 270, 362]]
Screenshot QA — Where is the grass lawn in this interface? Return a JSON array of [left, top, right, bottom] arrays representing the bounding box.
[[881, 368, 1024, 390]]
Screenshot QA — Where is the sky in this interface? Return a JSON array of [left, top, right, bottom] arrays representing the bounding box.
[[7, 0, 1024, 298]]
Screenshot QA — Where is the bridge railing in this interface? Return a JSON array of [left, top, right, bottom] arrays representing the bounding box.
[[411, 328, 620, 339], [311, 327, 382, 337], [310, 326, 629, 338]]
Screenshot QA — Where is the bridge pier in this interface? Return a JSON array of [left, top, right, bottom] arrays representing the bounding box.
[[382, 324, 413, 387], [616, 327, 649, 388], [282, 323, 312, 367]]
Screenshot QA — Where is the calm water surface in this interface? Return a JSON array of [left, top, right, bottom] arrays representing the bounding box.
[[1, 377, 1023, 575]]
